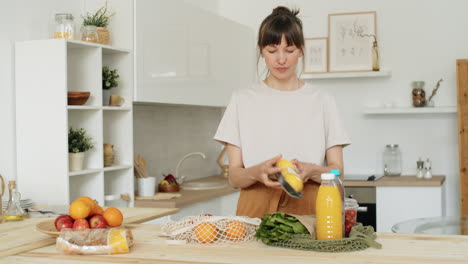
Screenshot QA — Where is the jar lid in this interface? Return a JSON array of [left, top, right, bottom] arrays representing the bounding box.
[[321, 173, 335, 180], [411, 81, 425, 88], [386, 144, 399, 148], [55, 13, 74, 20]]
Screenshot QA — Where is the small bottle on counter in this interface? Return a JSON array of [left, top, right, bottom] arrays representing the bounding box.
[[424, 158, 433, 179], [3, 181, 26, 221]]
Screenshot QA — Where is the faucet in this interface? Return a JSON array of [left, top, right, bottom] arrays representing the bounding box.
[[175, 152, 206, 184]]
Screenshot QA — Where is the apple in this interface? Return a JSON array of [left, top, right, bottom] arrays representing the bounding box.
[[89, 214, 107, 229], [56, 218, 74, 231], [73, 218, 90, 231], [164, 174, 178, 185], [54, 215, 73, 230]]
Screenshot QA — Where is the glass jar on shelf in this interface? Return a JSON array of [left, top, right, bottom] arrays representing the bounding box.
[[383, 144, 402, 176], [412, 81, 426, 107], [81, 25, 99, 43], [54, 13, 75, 39]]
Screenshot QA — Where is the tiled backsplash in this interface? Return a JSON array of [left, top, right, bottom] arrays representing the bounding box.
[[133, 103, 225, 183]]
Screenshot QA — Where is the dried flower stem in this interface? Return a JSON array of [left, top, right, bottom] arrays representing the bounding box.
[[428, 78, 444, 102]]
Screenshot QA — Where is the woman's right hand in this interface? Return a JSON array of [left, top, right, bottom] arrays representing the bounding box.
[[254, 154, 283, 189]]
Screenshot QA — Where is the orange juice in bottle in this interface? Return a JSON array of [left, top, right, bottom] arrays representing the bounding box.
[[316, 173, 343, 240]]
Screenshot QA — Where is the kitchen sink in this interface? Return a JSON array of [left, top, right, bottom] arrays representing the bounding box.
[[180, 179, 228, 191]]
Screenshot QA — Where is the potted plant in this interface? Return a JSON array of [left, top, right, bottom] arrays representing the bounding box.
[[102, 66, 119, 105], [68, 127, 94, 171], [81, 1, 115, 45]]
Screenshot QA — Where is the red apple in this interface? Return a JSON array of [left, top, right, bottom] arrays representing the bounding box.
[[89, 214, 107, 229], [72, 218, 90, 231], [56, 218, 74, 231], [54, 215, 73, 230]]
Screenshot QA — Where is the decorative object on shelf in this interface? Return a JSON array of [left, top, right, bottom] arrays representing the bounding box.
[[67, 91, 90, 105], [68, 127, 94, 172], [217, 147, 229, 178], [411, 81, 426, 107], [103, 143, 114, 167], [416, 158, 424, 179], [102, 66, 119, 106], [80, 25, 99, 43], [426, 78, 444, 107], [383, 144, 402, 176], [54, 13, 75, 39], [109, 95, 125, 106], [303, 37, 328, 73], [81, 1, 114, 45], [424, 158, 433, 179], [328, 11, 377, 72]]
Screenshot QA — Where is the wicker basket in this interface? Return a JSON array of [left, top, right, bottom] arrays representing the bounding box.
[[97, 27, 110, 45]]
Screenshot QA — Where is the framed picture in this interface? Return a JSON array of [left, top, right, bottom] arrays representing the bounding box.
[[328, 11, 376, 72], [303, 37, 328, 73]]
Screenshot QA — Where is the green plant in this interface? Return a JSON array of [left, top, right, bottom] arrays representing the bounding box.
[[82, 1, 115, 27], [69, 127, 94, 153], [102, 66, 119, 90]]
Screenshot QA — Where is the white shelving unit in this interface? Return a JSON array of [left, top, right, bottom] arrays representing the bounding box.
[[364, 106, 457, 114], [302, 69, 392, 80], [16, 39, 134, 207]]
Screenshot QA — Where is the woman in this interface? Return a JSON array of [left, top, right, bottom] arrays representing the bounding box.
[[214, 6, 351, 218]]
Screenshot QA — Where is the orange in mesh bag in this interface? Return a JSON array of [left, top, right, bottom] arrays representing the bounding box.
[[162, 215, 261, 244]]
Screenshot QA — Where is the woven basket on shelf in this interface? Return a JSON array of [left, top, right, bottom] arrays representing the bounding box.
[[97, 27, 110, 45]]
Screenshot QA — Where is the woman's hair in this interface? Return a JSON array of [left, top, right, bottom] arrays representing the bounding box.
[[257, 6, 305, 76]]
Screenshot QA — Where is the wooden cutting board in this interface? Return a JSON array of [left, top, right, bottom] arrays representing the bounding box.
[[0, 207, 179, 258]]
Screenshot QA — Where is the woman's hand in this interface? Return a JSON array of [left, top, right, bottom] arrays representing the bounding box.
[[291, 159, 322, 183], [254, 154, 283, 189]]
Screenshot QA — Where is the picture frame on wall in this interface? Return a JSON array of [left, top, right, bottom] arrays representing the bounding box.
[[303, 37, 328, 73], [328, 11, 376, 72]]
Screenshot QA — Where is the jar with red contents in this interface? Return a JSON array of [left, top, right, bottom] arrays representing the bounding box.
[[344, 198, 359, 237]]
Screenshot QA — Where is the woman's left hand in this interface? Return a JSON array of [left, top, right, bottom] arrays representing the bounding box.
[[291, 159, 321, 183]]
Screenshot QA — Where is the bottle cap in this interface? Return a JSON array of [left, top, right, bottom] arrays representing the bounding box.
[[321, 173, 335, 180], [330, 169, 341, 176]]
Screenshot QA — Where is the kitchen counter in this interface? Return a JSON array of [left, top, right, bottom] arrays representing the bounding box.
[[0, 207, 179, 258], [344, 175, 445, 187], [135, 176, 239, 208], [3, 224, 468, 263]]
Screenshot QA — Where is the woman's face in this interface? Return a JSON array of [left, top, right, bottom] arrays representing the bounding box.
[[261, 35, 302, 80]]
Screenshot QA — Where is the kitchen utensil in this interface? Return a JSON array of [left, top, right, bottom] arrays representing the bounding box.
[[277, 172, 303, 198]]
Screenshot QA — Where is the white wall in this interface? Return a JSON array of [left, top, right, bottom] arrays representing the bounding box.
[[218, 0, 466, 217]]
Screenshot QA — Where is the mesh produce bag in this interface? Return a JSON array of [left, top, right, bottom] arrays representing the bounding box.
[[267, 223, 382, 252], [161, 215, 261, 244]]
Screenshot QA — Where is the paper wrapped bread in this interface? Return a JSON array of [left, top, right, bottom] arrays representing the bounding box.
[[56, 228, 134, 255]]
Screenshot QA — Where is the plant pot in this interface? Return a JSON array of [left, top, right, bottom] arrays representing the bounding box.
[[102, 89, 111, 106], [69, 152, 85, 172], [96, 27, 110, 45]]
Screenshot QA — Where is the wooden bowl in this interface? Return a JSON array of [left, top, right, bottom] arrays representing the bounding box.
[[67, 92, 90, 105], [158, 184, 180, 192]]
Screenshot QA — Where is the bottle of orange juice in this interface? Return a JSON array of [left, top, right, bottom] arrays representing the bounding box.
[[316, 173, 343, 240]]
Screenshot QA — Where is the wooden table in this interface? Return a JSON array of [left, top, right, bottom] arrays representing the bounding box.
[[0, 207, 179, 258], [3, 224, 468, 263]]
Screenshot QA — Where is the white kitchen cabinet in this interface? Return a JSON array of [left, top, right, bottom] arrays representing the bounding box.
[[144, 192, 240, 225], [16, 39, 134, 207], [134, 0, 254, 107], [376, 185, 446, 232]]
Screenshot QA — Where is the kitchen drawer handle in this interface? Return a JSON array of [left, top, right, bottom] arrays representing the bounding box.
[[357, 206, 368, 213]]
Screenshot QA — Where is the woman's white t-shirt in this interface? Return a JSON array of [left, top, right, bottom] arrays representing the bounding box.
[[214, 81, 351, 167]]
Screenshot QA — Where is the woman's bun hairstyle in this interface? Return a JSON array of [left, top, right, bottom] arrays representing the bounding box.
[[257, 6, 304, 50]]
